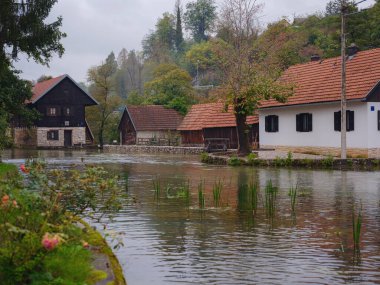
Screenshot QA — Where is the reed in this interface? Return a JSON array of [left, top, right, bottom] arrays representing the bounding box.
[[249, 181, 259, 214], [212, 180, 223, 207], [177, 180, 191, 207], [124, 172, 129, 191], [198, 180, 206, 209], [153, 178, 161, 200], [352, 204, 362, 252], [264, 180, 277, 218], [288, 185, 297, 213]]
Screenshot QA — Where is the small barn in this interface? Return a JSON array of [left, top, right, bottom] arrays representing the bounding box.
[[118, 105, 183, 145], [12, 74, 98, 148], [178, 102, 259, 149]]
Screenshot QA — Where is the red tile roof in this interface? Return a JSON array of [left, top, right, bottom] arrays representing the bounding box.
[[178, 102, 259, 131], [30, 75, 66, 103], [260, 48, 380, 108], [126, 105, 183, 131]]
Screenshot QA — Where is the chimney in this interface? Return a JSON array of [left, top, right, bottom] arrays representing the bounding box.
[[348, 43, 359, 56], [310, 54, 321, 62]]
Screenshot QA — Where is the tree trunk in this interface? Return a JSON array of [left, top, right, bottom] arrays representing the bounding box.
[[235, 112, 251, 156], [98, 122, 104, 148]]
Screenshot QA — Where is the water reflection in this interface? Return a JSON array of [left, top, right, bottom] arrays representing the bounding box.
[[3, 149, 380, 284]]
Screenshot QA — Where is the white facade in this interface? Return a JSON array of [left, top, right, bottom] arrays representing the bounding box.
[[259, 101, 380, 157], [36, 127, 86, 147]]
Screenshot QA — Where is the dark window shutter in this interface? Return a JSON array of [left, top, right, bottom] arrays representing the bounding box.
[[265, 116, 269, 132], [274, 115, 279, 132], [334, 111, 341, 131], [296, 114, 301, 132], [307, 113, 313, 132], [378, 111, 380, 131], [348, 110, 354, 131]]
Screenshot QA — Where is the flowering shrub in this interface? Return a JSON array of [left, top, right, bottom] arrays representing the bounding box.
[[0, 161, 126, 285]]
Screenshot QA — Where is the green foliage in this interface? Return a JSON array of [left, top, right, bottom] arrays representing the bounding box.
[[264, 180, 278, 218], [352, 203, 362, 252], [200, 152, 210, 163], [0, 161, 124, 285], [228, 156, 242, 166], [126, 90, 145, 105], [247, 153, 258, 165], [288, 185, 298, 213], [0, 163, 18, 178], [212, 180, 223, 207], [198, 180, 206, 209], [144, 64, 195, 114], [321, 155, 334, 168], [238, 181, 259, 213], [184, 0, 217, 42]]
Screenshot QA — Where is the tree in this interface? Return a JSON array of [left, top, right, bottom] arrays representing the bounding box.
[[184, 0, 217, 42], [144, 64, 195, 114], [0, 0, 66, 65], [87, 52, 123, 147], [0, 0, 64, 152], [325, 0, 356, 16], [216, 0, 293, 155], [37, 75, 53, 83], [175, 0, 184, 52]]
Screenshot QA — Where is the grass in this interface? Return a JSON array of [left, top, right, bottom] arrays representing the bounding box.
[[198, 180, 206, 209], [352, 203, 362, 252], [0, 163, 18, 179], [237, 181, 259, 213], [177, 180, 191, 207], [288, 185, 297, 213], [264, 180, 278, 218], [212, 180, 223, 207]]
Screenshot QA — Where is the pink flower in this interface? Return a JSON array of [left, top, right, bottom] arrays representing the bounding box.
[[2, 195, 9, 206], [82, 241, 90, 249], [20, 164, 29, 174], [12, 200, 18, 208], [41, 233, 61, 251]]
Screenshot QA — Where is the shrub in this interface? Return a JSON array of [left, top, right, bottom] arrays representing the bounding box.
[[200, 152, 210, 163], [321, 155, 334, 168], [247, 153, 258, 165], [228, 156, 242, 166]]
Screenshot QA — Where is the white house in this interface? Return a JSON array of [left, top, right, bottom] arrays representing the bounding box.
[[259, 47, 380, 158]]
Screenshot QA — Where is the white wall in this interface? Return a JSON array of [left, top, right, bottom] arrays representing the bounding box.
[[367, 102, 380, 148], [37, 127, 86, 147], [259, 102, 374, 149]]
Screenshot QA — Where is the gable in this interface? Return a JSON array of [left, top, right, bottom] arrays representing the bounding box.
[[366, 81, 380, 102], [33, 77, 97, 106]]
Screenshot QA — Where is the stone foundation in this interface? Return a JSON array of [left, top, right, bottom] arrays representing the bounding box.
[[104, 145, 204, 155], [13, 127, 37, 147], [37, 127, 86, 147], [261, 145, 380, 159]]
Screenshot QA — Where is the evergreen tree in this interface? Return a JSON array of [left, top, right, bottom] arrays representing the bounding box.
[[175, 0, 184, 52]]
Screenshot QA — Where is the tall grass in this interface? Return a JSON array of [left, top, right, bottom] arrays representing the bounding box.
[[153, 178, 161, 200], [264, 180, 277, 218], [177, 180, 191, 207], [288, 185, 297, 213], [238, 181, 259, 213], [198, 180, 205, 209], [212, 180, 223, 207], [352, 203, 362, 252]]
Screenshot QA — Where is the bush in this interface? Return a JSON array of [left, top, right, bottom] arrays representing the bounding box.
[[0, 161, 125, 284], [200, 152, 210, 163], [247, 153, 258, 165], [228, 156, 242, 166], [321, 155, 334, 168]]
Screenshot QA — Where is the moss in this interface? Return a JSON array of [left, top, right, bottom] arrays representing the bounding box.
[[80, 221, 126, 285]]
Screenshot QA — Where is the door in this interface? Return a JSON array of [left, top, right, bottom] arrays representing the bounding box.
[[64, 130, 72, 147]]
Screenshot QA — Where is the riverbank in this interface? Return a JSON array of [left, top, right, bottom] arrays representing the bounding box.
[[202, 151, 380, 171], [104, 145, 204, 155]]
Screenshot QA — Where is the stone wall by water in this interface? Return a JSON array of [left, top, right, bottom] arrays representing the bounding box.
[[104, 145, 204, 155]]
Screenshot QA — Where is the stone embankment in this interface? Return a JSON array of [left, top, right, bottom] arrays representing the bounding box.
[[104, 145, 204, 155]]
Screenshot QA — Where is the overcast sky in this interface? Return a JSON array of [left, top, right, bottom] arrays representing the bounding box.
[[13, 0, 375, 83]]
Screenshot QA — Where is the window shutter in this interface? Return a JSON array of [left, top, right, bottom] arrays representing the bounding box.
[[307, 113, 313, 132], [265, 116, 269, 132], [334, 111, 341, 131], [296, 114, 301, 132], [378, 110, 380, 131], [348, 110, 354, 131], [274, 115, 279, 132]]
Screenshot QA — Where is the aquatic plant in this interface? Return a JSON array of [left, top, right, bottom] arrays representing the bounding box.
[[264, 180, 278, 218], [249, 181, 259, 213], [321, 155, 334, 168], [212, 180, 223, 207], [285, 151, 293, 167], [200, 152, 210, 163], [124, 172, 129, 191], [198, 180, 205, 209], [177, 180, 191, 207], [352, 203, 362, 252], [238, 181, 259, 213], [153, 178, 161, 200], [288, 185, 297, 213]]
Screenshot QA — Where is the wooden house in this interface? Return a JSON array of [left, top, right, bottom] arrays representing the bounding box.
[[178, 102, 259, 149], [118, 105, 183, 145], [259, 47, 380, 158], [13, 74, 98, 147]]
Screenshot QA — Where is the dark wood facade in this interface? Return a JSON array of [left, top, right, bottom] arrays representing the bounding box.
[[33, 77, 96, 128], [119, 109, 137, 145], [181, 124, 259, 149]]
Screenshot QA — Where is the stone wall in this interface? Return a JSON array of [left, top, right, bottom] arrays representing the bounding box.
[[37, 127, 86, 147], [261, 145, 380, 158], [13, 127, 37, 147], [104, 145, 204, 155]]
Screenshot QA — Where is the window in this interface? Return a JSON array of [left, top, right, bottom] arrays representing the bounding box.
[[63, 107, 72, 116], [334, 110, 354, 132], [296, 113, 313, 132], [47, 130, 59, 140], [378, 110, 380, 131], [47, 107, 57, 116], [265, 115, 279, 133], [64, 121, 70, 126]]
